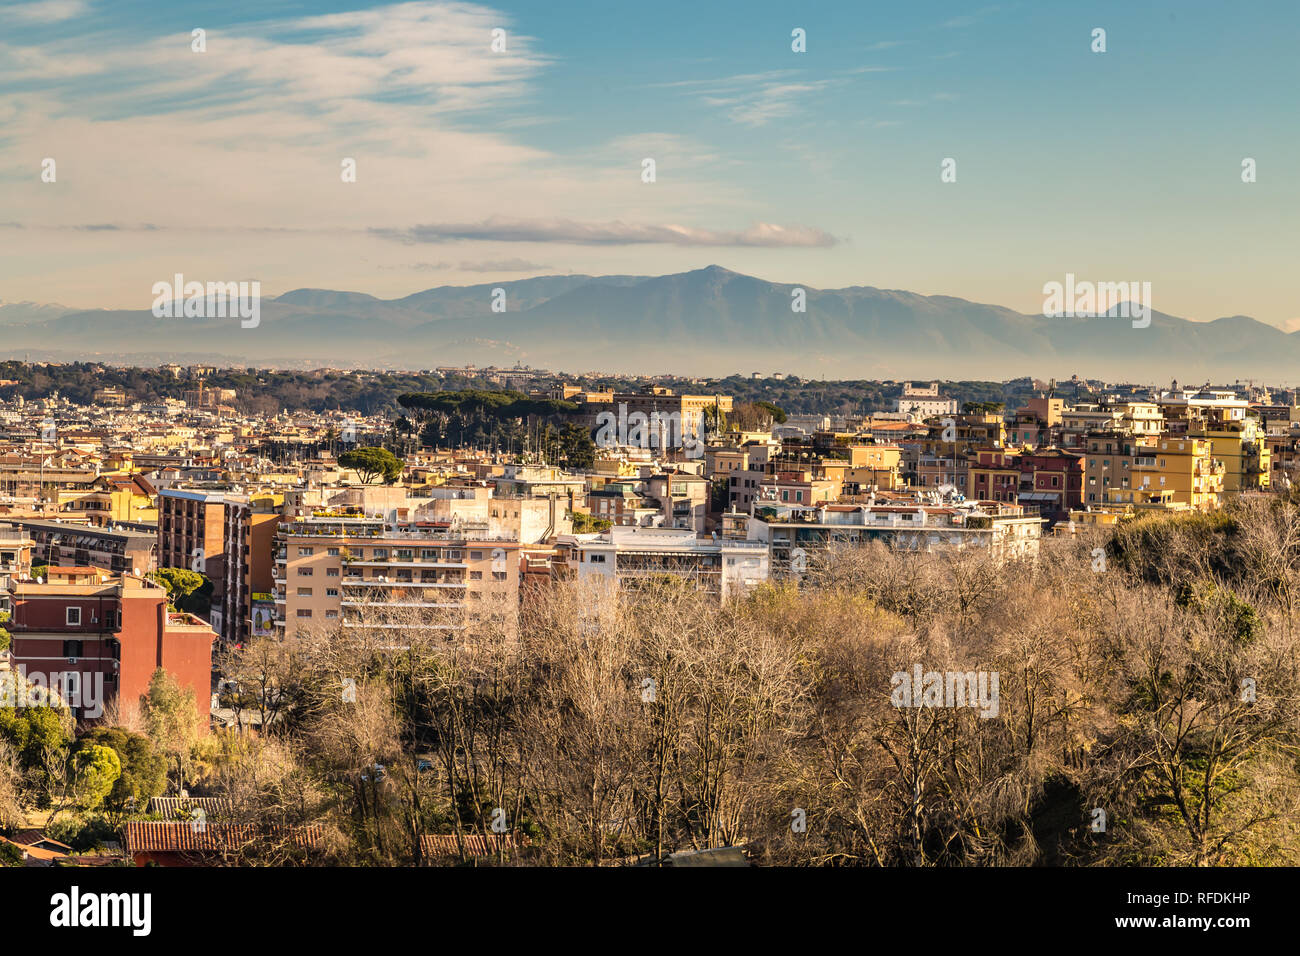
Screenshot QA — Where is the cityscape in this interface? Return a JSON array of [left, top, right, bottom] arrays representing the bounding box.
[[0, 0, 1285, 939]]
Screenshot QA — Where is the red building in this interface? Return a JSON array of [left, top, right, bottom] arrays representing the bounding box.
[[8, 568, 214, 727], [1016, 448, 1085, 526]]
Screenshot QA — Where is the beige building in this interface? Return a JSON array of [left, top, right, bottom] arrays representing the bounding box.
[[271, 495, 557, 636]]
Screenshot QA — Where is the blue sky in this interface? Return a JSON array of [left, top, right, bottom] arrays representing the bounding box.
[[2, 0, 1297, 328]]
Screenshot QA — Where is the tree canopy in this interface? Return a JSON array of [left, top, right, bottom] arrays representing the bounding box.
[[338, 446, 404, 484]]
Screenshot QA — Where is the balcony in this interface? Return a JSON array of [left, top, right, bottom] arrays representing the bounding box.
[[340, 600, 462, 609], [342, 579, 466, 589]]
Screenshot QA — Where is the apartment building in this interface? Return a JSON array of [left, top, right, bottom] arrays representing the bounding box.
[[13, 518, 156, 577], [7, 569, 214, 726], [642, 470, 711, 533], [1128, 436, 1224, 510], [555, 526, 768, 601], [55, 474, 158, 526], [222, 494, 282, 645], [749, 500, 1042, 575], [273, 514, 522, 637], [1082, 432, 1147, 506], [967, 449, 1021, 503], [584, 387, 734, 457], [1189, 415, 1271, 493], [1017, 449, 1084, 525], [756, 470, 841, 509], [0, 524, 34, 612], [1008, 397, 1065, 448], [157, 488, 228, 637], [586, 481, 662, 528]]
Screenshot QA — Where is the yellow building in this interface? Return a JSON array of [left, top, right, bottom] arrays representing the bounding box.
[[1189, 417, 1271, 493], [1127, 436, 1223, 510], [55, 474, 158, 525]]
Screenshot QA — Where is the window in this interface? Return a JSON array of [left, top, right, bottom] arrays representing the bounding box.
[[296, 609, 312, 618], [421, 549, 438, 560], [299, 547, 314, 556], [325, 610, 338, 619], [298, 567, 313, 576], [327, 547, 340, 556], [470, 550, 484, 560], [326, 567, 339, 577], [297, 587, 312, 596], [63, 639, 83, 658], [492, 571, 507, 582], [372, 548, 388, 560], [326, 588, 338, 597], [470, 571, 483, 580], [66, 607, 81, 626]]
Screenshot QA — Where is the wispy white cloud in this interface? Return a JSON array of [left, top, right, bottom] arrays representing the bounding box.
[[649, 70, 833, 127], [458, 257, 553, 272], [0, 0, 90, 23], [942, 6, 1001, 29], [0, 2, 838, 304], [372, 218, 838, 247]]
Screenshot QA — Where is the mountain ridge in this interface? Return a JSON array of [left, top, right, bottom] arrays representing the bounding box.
[[3, 267, 1294, 381]]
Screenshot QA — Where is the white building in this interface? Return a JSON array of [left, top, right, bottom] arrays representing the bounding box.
[[896, 382, 958, 418], [556, 526, 769, 600]]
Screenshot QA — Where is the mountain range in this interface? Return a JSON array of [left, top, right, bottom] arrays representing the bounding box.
[[1, 267, 1293, 382]]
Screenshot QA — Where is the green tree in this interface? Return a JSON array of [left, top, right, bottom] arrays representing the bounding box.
[[139, 669, 203, 794], [74, 727, 167, 815], [339, 446, 404, 484], [0, 705, 72, 770], [0, 610, 10, 655], [147, 568, 207, 612], [571, 512, 613, 534], [69, 744, 121, 811]]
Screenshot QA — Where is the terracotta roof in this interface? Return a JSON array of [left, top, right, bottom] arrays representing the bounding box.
[[10, 829, 73, 851], [420, 833, 529, 858], [121, 822, 324, 854], [1, 835, 67, 862], [149, 796, 233, 819]]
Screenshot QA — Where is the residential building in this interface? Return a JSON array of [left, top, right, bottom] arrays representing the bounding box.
[[7, 569, 214, 726], [555, 526, 768, 600]]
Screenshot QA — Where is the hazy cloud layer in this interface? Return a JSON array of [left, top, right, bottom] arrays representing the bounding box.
[[373, 218, 837, 247]]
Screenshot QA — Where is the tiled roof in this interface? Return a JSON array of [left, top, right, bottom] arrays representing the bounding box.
[[149, 796, 234, 819], [121, 822, 323, 854], [420, 833, 529, 858]]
